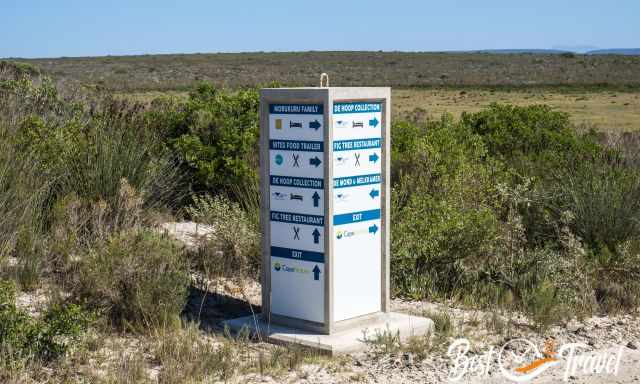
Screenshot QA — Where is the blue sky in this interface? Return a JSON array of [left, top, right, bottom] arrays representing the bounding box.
[[1, 0, 638, 58]]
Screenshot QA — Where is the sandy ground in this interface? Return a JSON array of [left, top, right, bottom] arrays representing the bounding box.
[[145, 223, 640, 382], [460, 346, 640, 384]]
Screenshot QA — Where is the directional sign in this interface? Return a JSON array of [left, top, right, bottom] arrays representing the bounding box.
[[332, 101, 383, 322], [309, 156, 322, 167], [312, 191, 320, 207], [312, 228, 321, 244], [269, 103, 325, 323], [262, 90, 389, 332]]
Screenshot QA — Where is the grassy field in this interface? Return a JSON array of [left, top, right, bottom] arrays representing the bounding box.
[[394, 88, 640, 132]]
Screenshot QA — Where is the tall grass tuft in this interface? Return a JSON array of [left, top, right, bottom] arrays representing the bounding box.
[[74, 229, 189, 332], [551, 155, 640, 255], [186, 194, 261, 280]]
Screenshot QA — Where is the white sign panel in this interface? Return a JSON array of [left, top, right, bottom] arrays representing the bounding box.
[[269, 103, 325, 323], [332, 102, 382, 321]]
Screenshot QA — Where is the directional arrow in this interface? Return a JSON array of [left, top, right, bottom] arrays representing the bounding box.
[[312, 191, 320, 207], [369, 188, 380, 199], [312, 265, 321, 281], [369, 224, 379, 235], [369, 152, 379, 164], [309, 156, 322, 167], [369, 117, 379, 128], [312, 228, 321, 244], [309, 120, 321, 130]]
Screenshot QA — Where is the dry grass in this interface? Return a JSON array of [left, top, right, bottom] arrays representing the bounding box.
[[394, 88, 640, 133]]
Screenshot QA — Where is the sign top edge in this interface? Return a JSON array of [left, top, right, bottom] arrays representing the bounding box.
[[260, 87, 390, 90]]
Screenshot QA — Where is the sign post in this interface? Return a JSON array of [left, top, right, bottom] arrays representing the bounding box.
[[224, 86, 431, 353], [260, 87, 391, 334]]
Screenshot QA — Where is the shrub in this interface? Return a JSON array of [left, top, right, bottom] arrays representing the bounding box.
[[460, 103, 600, 172], [186, 194, 260, 280], [0, 280, 92, 363], [592, 240, 640, 312], [560, 52, 577, 59], [2, 77, 183, 229], [549, 156, 640, 255], [0, 280, 16, 305], [60, 99, 182, 210], [423, 309, 453, 335], [390, 116, 504, 299], [161, 83, 260, 193], [0, 136, 46, 260], [13, 227, 45, 291], [0, 61, 40, 80], [390, 119, 428, 183], [74, 230, 189, 331], [388, 108, 624, 321]]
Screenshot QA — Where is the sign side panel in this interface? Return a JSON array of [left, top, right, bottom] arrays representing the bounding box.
[[268, 102, 325, 323], [331, 101, 383, 321]]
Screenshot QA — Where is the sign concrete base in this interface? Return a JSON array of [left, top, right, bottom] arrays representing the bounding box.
[[223, 312, 434, 355]]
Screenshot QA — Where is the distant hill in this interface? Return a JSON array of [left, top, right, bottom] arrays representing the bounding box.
[[477, 48, 640, 56], [587, 49, 640, 56], [474, 49, 570, 55]]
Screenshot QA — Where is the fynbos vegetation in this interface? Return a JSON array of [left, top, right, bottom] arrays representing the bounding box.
[[1, 59, 639, 381]]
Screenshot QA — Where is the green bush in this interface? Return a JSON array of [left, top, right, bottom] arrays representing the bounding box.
[[2, 77, 182, 227], [390, 116, 504, 299], [388, 108, 629, 321], [460, 103, 616, 250], [159, 83, 260, 193], [0, 280, 91, 363], [3, 67, 640, 337], [460, 103, 600, 172], [0, 76, 186, 301], [390, 119, 428, 183], [75, 230, 189, 331]]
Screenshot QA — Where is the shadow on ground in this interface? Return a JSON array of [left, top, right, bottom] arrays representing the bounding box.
[[182, 286, 262, 332]]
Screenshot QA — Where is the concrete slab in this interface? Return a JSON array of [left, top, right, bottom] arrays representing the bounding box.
[[224, 312, 433, 355]]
